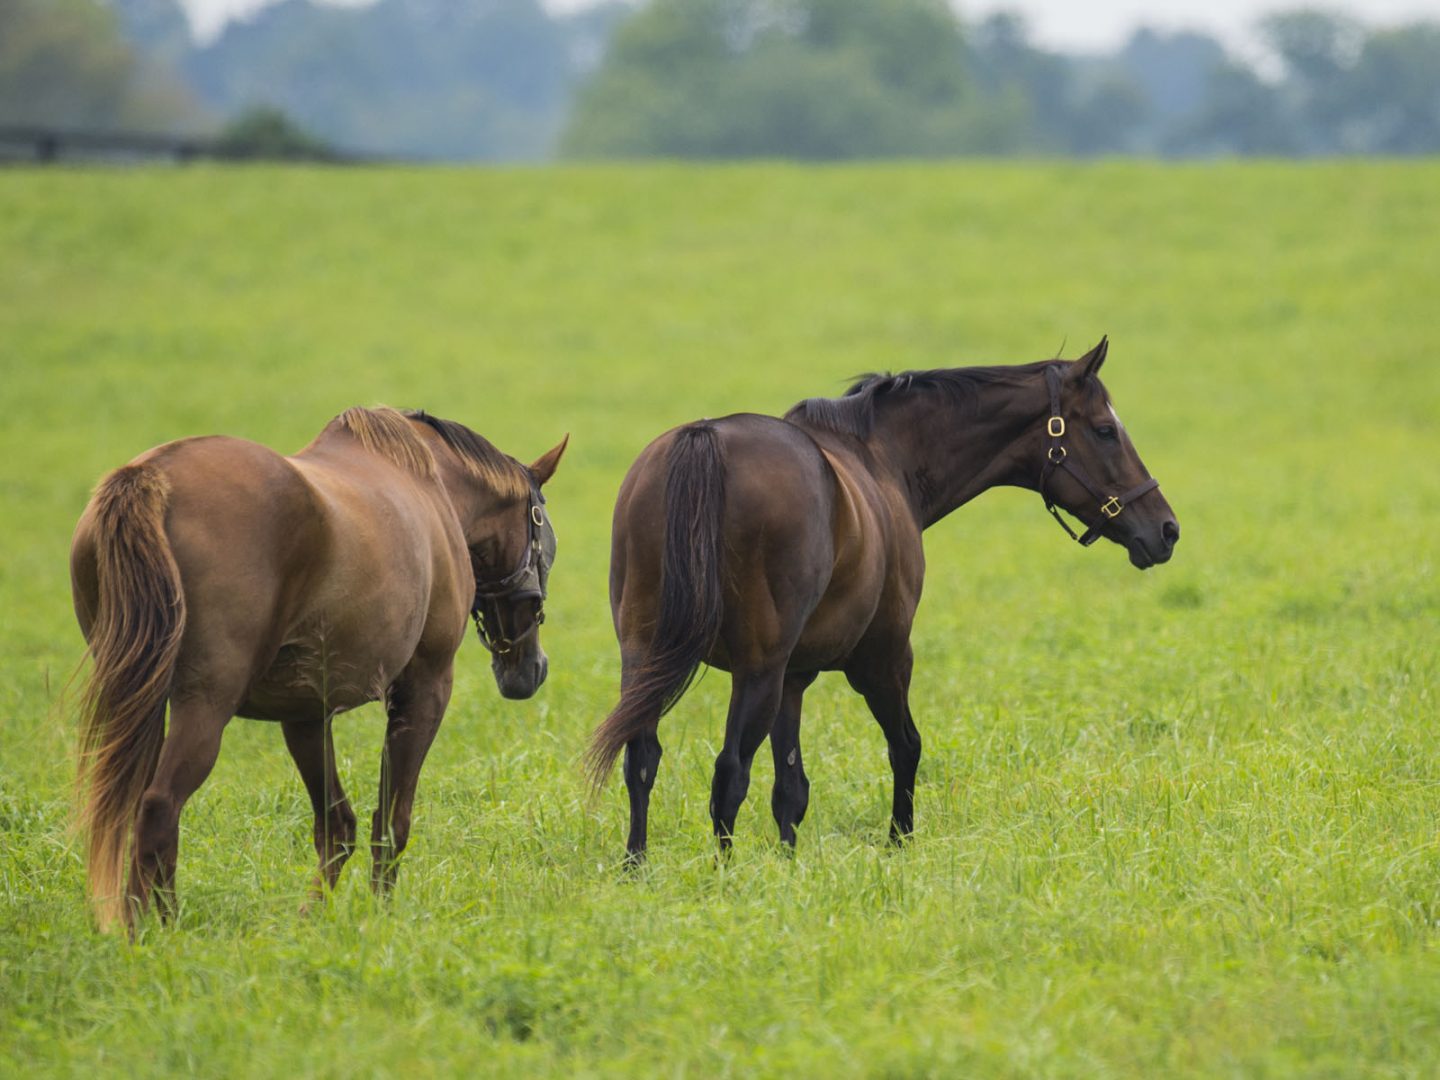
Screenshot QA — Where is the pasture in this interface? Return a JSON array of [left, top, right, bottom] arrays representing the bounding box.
[[1, 162, 1438, 1076]]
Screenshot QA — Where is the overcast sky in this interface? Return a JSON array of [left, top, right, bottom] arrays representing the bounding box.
[[180, 0, 1440, 50]]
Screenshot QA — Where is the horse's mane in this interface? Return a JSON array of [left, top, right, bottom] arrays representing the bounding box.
[[404, 410, 531, 500], [332, 407, 530, 500], [785, 361, 1051, 439], [336, 407, 439, 479]]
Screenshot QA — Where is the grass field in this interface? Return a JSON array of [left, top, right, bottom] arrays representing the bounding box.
[[2, 162, 1438, 1077]]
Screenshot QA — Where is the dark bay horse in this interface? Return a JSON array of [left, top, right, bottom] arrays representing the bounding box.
[[71, 408, 566, 931], [589, 338, 1178, 859]]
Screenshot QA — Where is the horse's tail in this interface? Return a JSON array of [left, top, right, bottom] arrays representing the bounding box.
[[587, 424, 726, 786], [75, 463, 186, 931]]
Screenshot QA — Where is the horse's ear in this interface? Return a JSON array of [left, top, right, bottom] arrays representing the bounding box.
[[1073, 336, 1108, 380], [529, 435, 568, 487]]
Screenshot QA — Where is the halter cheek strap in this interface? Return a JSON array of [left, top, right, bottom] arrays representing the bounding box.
[[471, 494, 550, 656], [1040, 365, 1160, 547]]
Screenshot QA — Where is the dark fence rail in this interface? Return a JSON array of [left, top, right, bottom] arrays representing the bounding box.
[[0, 125, 377, 164]]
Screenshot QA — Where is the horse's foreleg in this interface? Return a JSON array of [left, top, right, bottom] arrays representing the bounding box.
[[847, 647, 921, 842], [282, 717, 356, 904], [769, 670, 818, 847], [710, 668, 786, 849], [127, 699, 230, 929], [370, 665, 452, 893]]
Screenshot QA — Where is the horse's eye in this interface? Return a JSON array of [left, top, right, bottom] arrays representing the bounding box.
[[1096, 424, 1118, 441]]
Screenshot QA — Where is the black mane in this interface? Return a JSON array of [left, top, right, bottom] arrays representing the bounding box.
[[784, 361, 1051, 439], [405, 411, 531, 498]]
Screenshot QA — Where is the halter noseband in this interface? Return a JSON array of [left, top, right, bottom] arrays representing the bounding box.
[[1039, 365, 1160, 547], [471, 491, 552, 657]]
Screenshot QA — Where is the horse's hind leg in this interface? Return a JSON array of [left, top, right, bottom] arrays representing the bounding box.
[[622, 731, 662, 865], [127, 698, 230, 927], [847, 646, 921, 842], [617, 654, 664, 865], [770, 670, 817, 847], [371, 663, 452, 893], [710, 667, 786, 849], [282, 717, 357, 903]]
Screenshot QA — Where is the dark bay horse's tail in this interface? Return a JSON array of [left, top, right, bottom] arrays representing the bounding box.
[[75, 464, 186, 930], [587, 424, 726, 786]]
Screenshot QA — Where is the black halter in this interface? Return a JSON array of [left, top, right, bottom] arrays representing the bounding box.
[[1039, 365, 1160, 547], [470, 488, 554, 656]]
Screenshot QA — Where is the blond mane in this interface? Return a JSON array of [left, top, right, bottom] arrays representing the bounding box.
[[335, 407, 438, 480]]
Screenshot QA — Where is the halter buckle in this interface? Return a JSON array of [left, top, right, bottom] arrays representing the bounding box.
[[1048, 445, 1067, 463], [1100, 496, 1123, 518], [531, 505, 544, 527], [1047, 417, 1065, 437]]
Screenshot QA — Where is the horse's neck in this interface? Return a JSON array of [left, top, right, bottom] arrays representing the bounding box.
[[437, 464, 514, 546], [869, 379, 1045, 529]]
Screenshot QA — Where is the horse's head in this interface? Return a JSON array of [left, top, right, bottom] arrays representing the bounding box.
[[1038, 338, 1179, 569], [471, 437, 567, 699]]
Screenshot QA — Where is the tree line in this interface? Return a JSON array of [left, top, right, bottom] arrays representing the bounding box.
[[2, 0, 1437, 161], [567, 1, 1440, 158]]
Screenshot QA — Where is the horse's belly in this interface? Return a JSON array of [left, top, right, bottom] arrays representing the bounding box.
[[790, 603, 878, 670], [237, 637, 407, 722]]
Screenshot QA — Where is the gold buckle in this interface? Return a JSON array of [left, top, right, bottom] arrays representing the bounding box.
[[1047, 417, 1065, 437], [1100, 496, 1122, 518]]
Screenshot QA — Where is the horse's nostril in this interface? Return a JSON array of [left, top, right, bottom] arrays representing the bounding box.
[[1162, 520, 1180, 546]]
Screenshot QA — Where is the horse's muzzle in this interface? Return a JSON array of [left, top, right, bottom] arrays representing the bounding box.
[[494, 651, 548, 700], [1129, 518, 1180, 569]]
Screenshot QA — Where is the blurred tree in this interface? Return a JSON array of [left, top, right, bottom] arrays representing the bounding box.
[[111, 0, 192, 64], [1173, 60, 1298, 155], [1063, 73, 1150, 155], [213, 104, 337, 159], [1118, 28, 1226, 124], [967, 12, 1070, 150], [1338, 23, 1440, 153], [562, 0, 995, 159], [0, 0, 201, 130], [1259, 9, 1363, 86], [182, 0, 588, 160], [1257, 9, 1362, 150]]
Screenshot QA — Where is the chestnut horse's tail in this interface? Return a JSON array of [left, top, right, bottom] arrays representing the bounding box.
[[587, 424, 726, 786], [75, 464, 186, 930]]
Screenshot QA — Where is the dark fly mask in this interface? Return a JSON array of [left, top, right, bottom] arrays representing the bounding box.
[[471, 489, 556, 657]]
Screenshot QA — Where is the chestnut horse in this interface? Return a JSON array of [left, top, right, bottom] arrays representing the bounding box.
[[589, 338, 1178, 860], [71, 407, 566, 931]]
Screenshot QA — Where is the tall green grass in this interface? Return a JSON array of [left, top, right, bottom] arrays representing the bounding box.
[[2, 163, 1437, 1077]]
